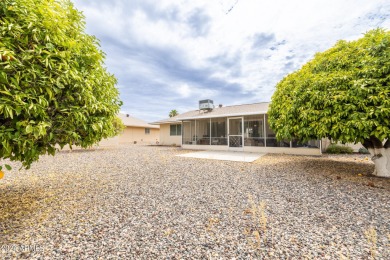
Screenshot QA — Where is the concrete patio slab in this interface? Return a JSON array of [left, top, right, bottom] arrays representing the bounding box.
[[177, 150, 265, 162]]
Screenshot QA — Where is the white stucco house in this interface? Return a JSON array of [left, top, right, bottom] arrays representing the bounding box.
[[152, 100, 323, 155]]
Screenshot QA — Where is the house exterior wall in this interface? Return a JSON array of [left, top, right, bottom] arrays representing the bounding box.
[[159, 124, 182, 146], [57, 127, 159, 150], [98, 136, 120, 147], [182, 144, 322, 155], [119, 126, 159, 144], [56, 136, 120, 150]]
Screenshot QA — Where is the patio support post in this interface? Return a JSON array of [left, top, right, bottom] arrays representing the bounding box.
[[195, 120, 197, 144], [227, 118, 230, 147], [209, 118, 211, 145], [242, 117, 244, 147]]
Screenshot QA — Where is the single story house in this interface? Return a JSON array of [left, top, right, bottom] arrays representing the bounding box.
[[99, 113, 160, 146], [152, 100, 322, 155]]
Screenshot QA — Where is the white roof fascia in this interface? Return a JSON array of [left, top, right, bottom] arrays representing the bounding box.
[[178, 111, 268, 120], [125, 124, 160, 129], [150, 120, 180, 125]]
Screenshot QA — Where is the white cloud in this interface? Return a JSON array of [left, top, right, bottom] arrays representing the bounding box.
[[177, 83, 191, 98], [175, 83, 218, 99], [72, 0, 390, 121]]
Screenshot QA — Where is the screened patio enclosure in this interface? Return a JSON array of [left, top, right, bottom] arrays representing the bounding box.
[[181, 115, 320, 149]]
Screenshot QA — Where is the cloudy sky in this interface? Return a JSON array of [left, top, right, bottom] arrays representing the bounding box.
[[72, 0, 390, 122]]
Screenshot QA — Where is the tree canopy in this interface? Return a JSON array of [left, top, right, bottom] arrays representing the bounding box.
[[269, 28, 390, 177], [0, 0, 122, 168], [269, 29, 389, 144]]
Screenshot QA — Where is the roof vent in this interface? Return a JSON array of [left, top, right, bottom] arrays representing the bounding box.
[[199, 99, 214, 111]]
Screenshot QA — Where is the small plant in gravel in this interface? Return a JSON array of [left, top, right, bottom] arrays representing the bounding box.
[[358, 147, 370, 154], [339, 250, 351, 260], [326, 144, 354, 154], [364, 227, 377, 259], [205, 217, 220, 234], [244, 195, 269, 252], [205, 217, 220, 242], [164, 228, 174, 237]]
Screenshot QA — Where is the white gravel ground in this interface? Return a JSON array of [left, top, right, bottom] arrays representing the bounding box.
[[0, 145, 389, 259]]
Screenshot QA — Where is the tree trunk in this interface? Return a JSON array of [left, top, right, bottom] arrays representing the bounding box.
[[363, 137, 390, 178]]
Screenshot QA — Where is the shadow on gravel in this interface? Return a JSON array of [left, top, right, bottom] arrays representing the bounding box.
[[58, 149, 98, 153], [254, 154, 389, 190], [0, 186, 52, 244]]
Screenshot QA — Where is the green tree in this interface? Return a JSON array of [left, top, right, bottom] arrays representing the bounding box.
[[0, 0, 122, 168], [269, 29, 390, 177], [112, 116, 125, 136], [169, 109, 179, 118]]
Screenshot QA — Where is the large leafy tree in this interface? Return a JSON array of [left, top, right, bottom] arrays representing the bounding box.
[[0, 0, 122, 168], [269, 29, 390, 177]]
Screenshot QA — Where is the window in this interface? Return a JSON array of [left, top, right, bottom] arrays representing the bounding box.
[[145, 128, 150, 134], [170, 124, 181, 136]]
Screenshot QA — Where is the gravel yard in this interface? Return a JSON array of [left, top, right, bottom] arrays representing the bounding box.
[[0, 145, 389, 259]]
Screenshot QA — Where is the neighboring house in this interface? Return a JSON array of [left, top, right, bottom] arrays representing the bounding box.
[[99, 113, 160, 146], [152, 100, 322, 155], [118, 113, 160, 144]]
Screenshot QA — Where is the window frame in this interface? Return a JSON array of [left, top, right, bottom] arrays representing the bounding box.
[[170, 124, 181, 136]]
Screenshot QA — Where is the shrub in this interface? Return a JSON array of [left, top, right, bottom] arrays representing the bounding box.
[[358, 147, 370, 154], [326, 144, 354, 154]]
